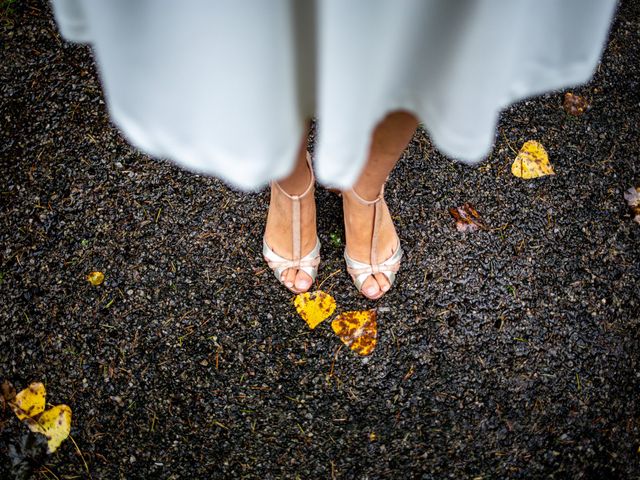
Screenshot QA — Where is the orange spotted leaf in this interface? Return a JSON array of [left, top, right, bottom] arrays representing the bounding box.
[[294, 291, 336, 329], [331, 310, 377, 356]]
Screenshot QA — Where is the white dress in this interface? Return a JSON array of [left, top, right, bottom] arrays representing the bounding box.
[[51, 0, 617, 190]]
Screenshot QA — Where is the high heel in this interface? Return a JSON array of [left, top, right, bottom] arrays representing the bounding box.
[[263, 153, 320, 293], [343, 186, 402, 299]]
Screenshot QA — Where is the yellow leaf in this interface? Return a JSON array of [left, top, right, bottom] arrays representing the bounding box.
[[294, 291, 336, 329], [331, 310, 377, 356], [27, 405, 72, 453], [511, 140, 555, 179], [12, 382, 46, 421], [87, 271, 105, 286]]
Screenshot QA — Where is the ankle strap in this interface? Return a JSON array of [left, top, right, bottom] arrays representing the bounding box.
[[272, 152, 315, 200], [348, 184, 385, 206]]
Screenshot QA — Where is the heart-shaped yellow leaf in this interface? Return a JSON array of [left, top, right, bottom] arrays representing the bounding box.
[[331, 310, 377, 356], [294, 291, 336, 329], [27, 405, 72, 453], [511, 140, 555, 179], [12, 382, 46, 420]]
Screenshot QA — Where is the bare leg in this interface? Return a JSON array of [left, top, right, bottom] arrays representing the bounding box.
[[342, 111, 418, 299], [264, 125, 317, 292]]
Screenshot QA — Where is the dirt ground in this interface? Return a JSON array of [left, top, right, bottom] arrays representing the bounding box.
[[1, 1, 639, 479]]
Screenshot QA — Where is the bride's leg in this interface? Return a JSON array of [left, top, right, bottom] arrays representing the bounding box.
[[264, 124, 317, 292], [343, 111, 418, 299]]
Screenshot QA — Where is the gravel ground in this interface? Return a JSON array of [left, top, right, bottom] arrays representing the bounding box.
[[1, 1, 639, 479]]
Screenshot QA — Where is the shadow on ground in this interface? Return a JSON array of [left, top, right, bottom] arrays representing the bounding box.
[[1, 1, 639, 478]]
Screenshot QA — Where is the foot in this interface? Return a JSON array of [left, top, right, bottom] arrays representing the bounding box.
[[264, 164, 318, 293], [342, 188, 400, 300]]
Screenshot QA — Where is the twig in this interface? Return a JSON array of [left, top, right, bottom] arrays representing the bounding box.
[[316, 268, 341, 290], [501, 131, 518, 155], [69, 434, 92, 479], [575, 373, 582, 395], [328, 345, 343, 378], [39, 465, 60, 480]]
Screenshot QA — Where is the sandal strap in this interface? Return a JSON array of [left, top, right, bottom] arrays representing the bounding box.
[[344, 246, 402, 291], [271, 152, 314, 264], [263, 237, 321, 283], [347, 262, 400, 277], [345, 246, 402, 276], [371, 194, 381, 269], [266, 256, 320, 270]]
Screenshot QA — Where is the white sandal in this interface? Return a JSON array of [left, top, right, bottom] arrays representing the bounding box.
[[343, 186, 402, 299], [263, 153, 320, 293]]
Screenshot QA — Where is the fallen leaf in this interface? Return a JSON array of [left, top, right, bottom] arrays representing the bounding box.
[[511, 140, 555, 179], [449, 203, 485, 232], [331, 310, 377, 356], [624, 186, 640, 224], [294, 291, 336, 329], [12, 383, 46, 421], [1, 380, 17, 402], [563, 92, 590, 116], [86, 271, 104, 286], [26, 405, 72, 453]]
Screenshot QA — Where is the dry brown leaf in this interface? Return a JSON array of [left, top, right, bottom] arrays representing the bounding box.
[[1, 380, 16, 411], [294, 290, 336, 329], [449, 203, 485, 232], [563, 92, 590, 116], [624, 186, 640, 224], [1, 380, 16, 403], [331, 310, 377, 356]]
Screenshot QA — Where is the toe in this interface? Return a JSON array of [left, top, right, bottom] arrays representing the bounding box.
[[373, 272, 391, 293], [294, 270, 313, 292], [360, 275, 382, 300], [282, 268, 297, 290]]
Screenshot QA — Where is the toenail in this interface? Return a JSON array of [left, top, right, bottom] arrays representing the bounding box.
[[366, 286, 378, 296], [381, 285, 390, 292], [285, 281, 294, 288]]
